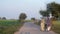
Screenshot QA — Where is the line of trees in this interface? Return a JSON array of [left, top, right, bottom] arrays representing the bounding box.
[[18, 2, 60, 21], [40, 2, 60, 20], [0, 17, 6, 20]]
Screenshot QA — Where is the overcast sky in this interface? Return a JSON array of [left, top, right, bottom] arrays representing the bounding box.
[[0, 0, 60, 19]]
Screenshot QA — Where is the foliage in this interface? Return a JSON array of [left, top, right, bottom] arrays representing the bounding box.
[[52, 21, 60, 34], [0, 17, 1, 19], [24, 20, 33, 22], [19, 13, 27, 20], [40, 10, 49, 17], [0, 20, 23, 34], [40, 2, 60, 20], [47, 2, 60, 19], [31, 18, 35, 20], [2, 17, 6, 20]]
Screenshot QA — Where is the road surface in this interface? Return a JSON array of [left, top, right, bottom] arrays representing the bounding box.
[[14, 22, 57, 34]]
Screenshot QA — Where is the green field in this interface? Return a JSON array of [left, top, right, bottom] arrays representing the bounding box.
[[52, 21, 60, 34], [0, 20, 24, 34]]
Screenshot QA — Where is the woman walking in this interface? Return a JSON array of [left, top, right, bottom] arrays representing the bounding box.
[[40, 18, 45, 31], [45, 17, 52, 31]]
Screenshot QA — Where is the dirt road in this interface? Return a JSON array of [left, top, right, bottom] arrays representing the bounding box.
[[14, 22, 56, 34]]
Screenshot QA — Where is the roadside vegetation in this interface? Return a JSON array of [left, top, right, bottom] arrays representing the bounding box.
[[52, 21, 60, 34], [35, 20, 60, 34], [0, 12, 27, 34], [0, 20, 24, 34], [39, 2, 60, 34]]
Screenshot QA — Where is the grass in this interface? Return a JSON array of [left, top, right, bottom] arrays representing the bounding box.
[[24, 20, 34, 22], [52, 20, 60, 34], [0, 20, 24, 34]]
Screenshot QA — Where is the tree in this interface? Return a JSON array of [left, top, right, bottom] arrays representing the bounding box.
[[19, 13, 27, 20], [31, 18, 35, 20], [2, 17, 6, 20], [40, 10, 49, 17], [0, 17, 1, 20], [47, 2, 60, 19]]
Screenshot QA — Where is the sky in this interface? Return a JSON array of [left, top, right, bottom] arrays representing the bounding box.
[[0, 0, 60, 19]]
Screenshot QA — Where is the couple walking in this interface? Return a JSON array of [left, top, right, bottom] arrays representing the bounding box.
[[40, 17, 52, 32]]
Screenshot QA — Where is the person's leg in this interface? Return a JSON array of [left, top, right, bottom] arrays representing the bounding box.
[[46, 24, 48, 31], [47, 26, 51, 31], [45, 24, 47, 31]]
